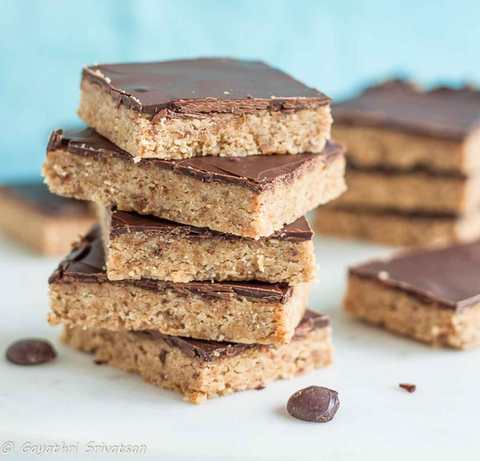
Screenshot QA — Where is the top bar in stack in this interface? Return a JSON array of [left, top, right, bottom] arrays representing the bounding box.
[[78, 58, 332, 159], [334, 80, 480, 175], [79, 59, 332, 159]]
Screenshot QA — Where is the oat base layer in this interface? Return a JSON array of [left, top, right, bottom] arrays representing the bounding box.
[[314, 207, 480, 247], [336, 169, 480, 214], [62, 323, 333, 403], [103, 227, 315, 284], [79, 80, 332, 159], [334, 125, 480, 174], [345, 276, 480, 349], [49, 282, 309, 345]]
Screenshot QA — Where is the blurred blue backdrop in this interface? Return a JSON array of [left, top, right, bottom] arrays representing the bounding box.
[[1, 0, 479, 181]]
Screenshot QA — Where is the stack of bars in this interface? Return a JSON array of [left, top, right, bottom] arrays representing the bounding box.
[[315, 80, 480, 247], [43, 58, 347, 403]]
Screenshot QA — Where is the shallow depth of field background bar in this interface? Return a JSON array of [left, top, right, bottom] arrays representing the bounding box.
[[1, 0, 478, 181]]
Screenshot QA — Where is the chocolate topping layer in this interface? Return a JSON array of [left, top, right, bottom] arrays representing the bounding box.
[[334, 79, 480, 140], [48, 128, 343, 192], [49, 226, 293, 302], [109, 208, 313, 242], [136, 309, 330, 362], [82, 58, 330, 117], [0, 182, 91, 217], [350, 241, 480, 309]]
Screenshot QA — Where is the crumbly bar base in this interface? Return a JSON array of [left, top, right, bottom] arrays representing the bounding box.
[[345, 276, 480, 349], [62, 323, 333, 403], [43, 148, 345, 239], [49, 282, 309, 345], [79, 79, 332, 159], [0, 192, 94, 255], [334, 125, 480, 174], [336, 169, 480, 214], [102, 223, 315, 284], [314, 207, 480, 247]]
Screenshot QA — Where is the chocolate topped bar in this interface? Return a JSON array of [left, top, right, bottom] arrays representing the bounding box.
[[49, 226, 293, 302], [349, 241, 480, 309], [334, 80, 480, 140], [137, 309, 330, 362], [0, 183, 91, 217], [48, 128, 343, 193], [83, 58, 330, 117], [109, 208, 313, 242]]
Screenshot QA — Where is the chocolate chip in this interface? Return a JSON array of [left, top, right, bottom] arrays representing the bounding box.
[[94, 359, 107, 365], [6, 339, 57, 366], [399, 383, 416, 393], [287, 386, 339, 423]]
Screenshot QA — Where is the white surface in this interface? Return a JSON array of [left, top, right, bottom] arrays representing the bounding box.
[[1, 234, 479, 460]]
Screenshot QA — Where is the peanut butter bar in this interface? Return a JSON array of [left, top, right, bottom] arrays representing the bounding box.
[[334, 80, 480, 174], [315, 206, 480, 247], [79, 58, 332, 159], [43, 129, 346, 239], [99, 207, 315, 284], [0, 182, 94, 255], [48, 227, 309, 345], [62, 310, 332, 403], [345, 241, 480, 349]]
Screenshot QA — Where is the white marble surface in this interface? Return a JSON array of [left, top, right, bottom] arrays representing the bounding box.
[[1, 233, 479, 460]]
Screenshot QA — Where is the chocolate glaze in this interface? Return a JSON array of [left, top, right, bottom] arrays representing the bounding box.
[[0, 182, 91, 217], [49, 226, 293, 303], [109, 208, 313, 242], [334, 79, 480, 140], [136, 309, 330, 362], [350, 241, 480, 309], [82, 58, 330, 118], [48, 128, 343, 192]]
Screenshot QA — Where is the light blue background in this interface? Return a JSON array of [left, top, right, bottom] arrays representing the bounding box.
[[1, 0, 479, 181]]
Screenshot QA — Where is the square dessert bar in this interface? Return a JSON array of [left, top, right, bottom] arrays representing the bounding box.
[[0, 182, 94, 255], [43, 129, 346, 239], [99, 207, 315, 284], [48, 227, 310, 345], [334, 80, 480, 174], [315, 206, 480, 248], [62, 310, 332, 403], [79, 58, 332, 159], [345, 241, 480, 349]]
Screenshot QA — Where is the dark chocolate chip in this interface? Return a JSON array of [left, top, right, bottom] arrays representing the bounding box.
[[287, 386, 339, 423], [399, 383, 416, 393], [94, 359, 107, 365], [6, 339, 57, 366]]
